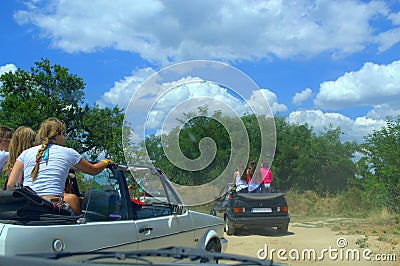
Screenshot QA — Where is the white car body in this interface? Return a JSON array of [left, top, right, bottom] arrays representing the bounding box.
[[0, 165, 227, 256]]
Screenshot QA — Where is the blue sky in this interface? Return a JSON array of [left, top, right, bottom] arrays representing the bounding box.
[[1, 0, 400, 143]]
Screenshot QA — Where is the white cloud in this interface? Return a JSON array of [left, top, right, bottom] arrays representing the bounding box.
[[99, 60, 289, 130], [247, 89, 287, 115], [146, 80, 246, 130], [292, 88, 313, 106], [388, 11, 400, 25], [0, 64, 17, 88], [376, 27, 400, 52], [0, 64, 17, 76], [288, 109, 387, 142], [352, 116, 387, 139], [117, 74, 247, 134], [97, 67, 155, 108], [104, 68, 288, 133], [377, 11, 400, 51], [13, 0, 397, 64], [366, 104, 400, 120], [314, 60, 400, 110]]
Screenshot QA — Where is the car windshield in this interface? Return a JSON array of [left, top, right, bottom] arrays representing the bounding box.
[[80, 165, 183, 222], [124, 165, 182, 205]]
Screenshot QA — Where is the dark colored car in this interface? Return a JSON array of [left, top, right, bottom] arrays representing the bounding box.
[[210, 187, 290, 235]]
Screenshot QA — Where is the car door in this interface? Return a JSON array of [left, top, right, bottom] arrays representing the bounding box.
[[124, 166, 195, 250], [80, 167, 140, 252], [136, 209, 195, 250]]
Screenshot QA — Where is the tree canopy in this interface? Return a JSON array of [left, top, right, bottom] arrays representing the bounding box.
[[357, 115, 400, 211], [0, 58, 125, 162], [145, 109, 358, 195]]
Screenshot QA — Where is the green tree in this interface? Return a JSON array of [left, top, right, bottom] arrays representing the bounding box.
[[146, 107, 232, 185], [0, 58, 125, 162], [273, 116, 314, 191], [357, 116, 400, 211], [145, 110, 358, 193], [295, 126, 357, 194], [146, 108, 275, 186], [0, 58, 85, 130], [273, 116, 357, 194]]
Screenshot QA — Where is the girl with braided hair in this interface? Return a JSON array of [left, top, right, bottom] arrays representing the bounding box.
[[6, 118, 114, 215]]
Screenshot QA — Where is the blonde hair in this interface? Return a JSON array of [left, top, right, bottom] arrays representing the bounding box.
[[4, 126, 37, 175], [31, 118, 66, 181], [0, 126, 14, 143]]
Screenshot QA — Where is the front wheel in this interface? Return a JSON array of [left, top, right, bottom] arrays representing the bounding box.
[[205, 240, 220, 252], [224, 217, 235, 235], [200, 240, 220, 263]]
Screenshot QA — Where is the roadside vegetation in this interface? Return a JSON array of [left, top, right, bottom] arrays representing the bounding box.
[[286, 189, 400, 253], [147, 110, 399, 214]]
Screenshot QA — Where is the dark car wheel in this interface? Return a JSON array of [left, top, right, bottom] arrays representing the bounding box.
[[205, 240, 220, 252], [277, 224, 289, 234], [224, 217, 235, 235], [200, 240, 220, 263]]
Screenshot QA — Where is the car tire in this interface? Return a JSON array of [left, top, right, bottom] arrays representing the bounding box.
[[205, 239, 220, 252], [277, 224, 289, 234], [200, 240, 220, 263], [210, 208, 216, 216], [224, 217, 235, 235]]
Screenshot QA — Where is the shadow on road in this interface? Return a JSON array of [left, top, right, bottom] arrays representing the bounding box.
[[231, 227, 294, 237]]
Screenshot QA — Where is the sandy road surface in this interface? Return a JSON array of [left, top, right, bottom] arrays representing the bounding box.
[[225, 221, 399, 266]]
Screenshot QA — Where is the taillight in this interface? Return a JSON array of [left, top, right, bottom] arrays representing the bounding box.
[[278, 206, 288, 212], [233, 207, 245, 213]]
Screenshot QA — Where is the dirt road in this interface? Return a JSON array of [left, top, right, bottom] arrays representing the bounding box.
[[225, 220, 399, 266]]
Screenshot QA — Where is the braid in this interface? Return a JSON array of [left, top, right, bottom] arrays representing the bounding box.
[[31, 138, 49, 181], [30, 117, 65, 182]]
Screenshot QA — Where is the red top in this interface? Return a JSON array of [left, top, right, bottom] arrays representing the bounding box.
[[260, 167, 273, 184]]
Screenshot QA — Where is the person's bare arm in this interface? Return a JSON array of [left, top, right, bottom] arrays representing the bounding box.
[[6, 161, 24, 189], [75, 158, 114, 175]]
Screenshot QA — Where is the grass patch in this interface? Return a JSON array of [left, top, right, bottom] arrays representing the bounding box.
[[286, 192, 400, 249]]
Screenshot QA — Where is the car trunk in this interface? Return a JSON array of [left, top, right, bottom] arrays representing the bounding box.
[[231, 192, 288, 217]]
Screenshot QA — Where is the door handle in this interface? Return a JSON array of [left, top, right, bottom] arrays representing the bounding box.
[[139, 227, 154, 233]]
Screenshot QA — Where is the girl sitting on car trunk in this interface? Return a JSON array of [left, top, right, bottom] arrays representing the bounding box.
[[6, 117, 114, 215]]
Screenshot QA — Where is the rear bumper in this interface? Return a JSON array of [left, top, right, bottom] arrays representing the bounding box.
[[228, 215, 290, 229]]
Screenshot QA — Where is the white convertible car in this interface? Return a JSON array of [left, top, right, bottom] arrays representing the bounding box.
[[0, 164, 227, 256]]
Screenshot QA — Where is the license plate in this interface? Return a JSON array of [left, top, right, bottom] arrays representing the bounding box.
[[251, 208, 272, 213]]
